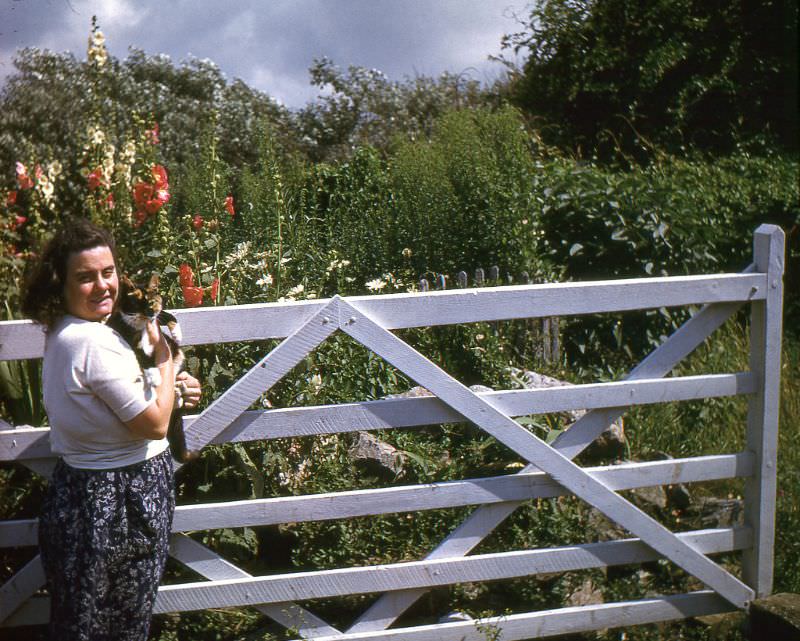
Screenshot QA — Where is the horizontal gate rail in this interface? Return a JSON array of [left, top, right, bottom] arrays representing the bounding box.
[[0, 453, 754, 548], [0, 225, 785, 640], [0, 372, 756, 461], [0, 272, 766, 361]]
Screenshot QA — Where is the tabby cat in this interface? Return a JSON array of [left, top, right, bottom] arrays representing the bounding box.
[[107, 274, 198, 463]]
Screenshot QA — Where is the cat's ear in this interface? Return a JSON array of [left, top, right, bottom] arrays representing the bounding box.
[[119, 274, 135, 291], [148, 273, 160, 292]]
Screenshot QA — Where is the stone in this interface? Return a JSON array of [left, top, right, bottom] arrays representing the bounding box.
[[507, 367, 626, 461], [348, 431, 405, 478], [748, 593, 800, 641], [695, 612, 747, 640], [683, 497, 744, 530], [438, 611, 474, 624], [567, 578, 604, 607]]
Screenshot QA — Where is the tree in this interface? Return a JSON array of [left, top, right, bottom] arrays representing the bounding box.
[[294, 57, 500, 162], [502, 0, 799, 155]]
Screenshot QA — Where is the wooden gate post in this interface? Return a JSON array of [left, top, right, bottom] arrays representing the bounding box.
[[743, 224, 785, 598]]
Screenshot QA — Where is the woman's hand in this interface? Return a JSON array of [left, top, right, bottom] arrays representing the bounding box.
[[176, 371, 202, 409]]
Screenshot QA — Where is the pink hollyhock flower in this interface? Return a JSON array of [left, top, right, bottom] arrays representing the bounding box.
[[179, 263, 195, 287], [225, 195, 235, 218], [6, 191, 17, 207], [192, 214, 204, 230], [147, 123, 160, 145], [104, 193, 115, 209], [34, 165, 43, 180], [209, 278, 219, 302], [182, 286, 204, 307], [11, 215, 27, 230], [87, 167, 104, 191], [15, 162, 34, 190]]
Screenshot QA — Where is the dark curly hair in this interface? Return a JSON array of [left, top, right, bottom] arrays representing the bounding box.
[[22, 218, 118, 329]]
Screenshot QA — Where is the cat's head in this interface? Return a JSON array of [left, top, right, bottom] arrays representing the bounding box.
[[116, 274, 163, 329]]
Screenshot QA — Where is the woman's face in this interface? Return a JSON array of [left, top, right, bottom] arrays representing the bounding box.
[[63, 245, 118, 321]]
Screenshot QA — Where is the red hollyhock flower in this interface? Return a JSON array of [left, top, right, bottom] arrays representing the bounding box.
[[209, 278, 219, 302], [182, 286, 204, 307], [104, 193, 115, 209], [133, 181, 154, 207], [151, 165, 169, 190], [133, 178, 170, 215], [179, 263, 195, 287], [6, 191, 17, 207], [225, 195, 235, 217], [87, 167, 104, 191], [192, 214, 204, 230], [133, 210, 148, 227]]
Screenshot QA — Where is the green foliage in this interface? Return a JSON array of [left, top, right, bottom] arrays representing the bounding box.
[[503, 0, 799, 155]]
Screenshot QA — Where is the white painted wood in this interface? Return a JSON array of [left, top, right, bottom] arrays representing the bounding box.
[[743, 225, 785, 597], [0, 597, 48, 628], [0, 254, 779, 636], [351, 294, 753, 633], [303, 592, 733, 641], [21, 459, 55, 478], [170, 453, 751, 533], [152, 528, 747, 613], [0, 273, 764, 360], [203, 372, 754, 445], [553, 301, 747, 460], [338, 298, 754, 608], [0, 555, 45, 624], [0, 372, 755, 461], [0, 319, 45, 361], [1, 454, 753, 548], [170, 534, 340, 637], [0, 590, 735, 633], [183, 297, 341, 452]]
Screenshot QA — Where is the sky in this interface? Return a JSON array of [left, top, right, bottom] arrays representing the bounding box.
[[0, 0, 528, 109]]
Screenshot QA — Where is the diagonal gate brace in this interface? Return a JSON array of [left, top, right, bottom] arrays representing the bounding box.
[[348, 287, 751, 632], [338, 297, 754, 610], [185, 297, 343, 453]]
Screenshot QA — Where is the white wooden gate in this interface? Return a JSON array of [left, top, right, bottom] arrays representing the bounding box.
[[0, 225, 785, 639]]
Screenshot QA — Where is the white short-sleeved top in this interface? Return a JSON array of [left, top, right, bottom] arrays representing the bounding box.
[[43, 315, 169, 469]]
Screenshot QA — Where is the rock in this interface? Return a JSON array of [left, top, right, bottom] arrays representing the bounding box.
[[348, 432, 405, 478], [585, 507, 627, 542], [386, 386, 433, 398], [695, 612, 747, 640], [748, 593, 800, 641], [683, 497, 744, 530], [438, 611, 474, 624], [567, 578, 604, 607], [507, 367, 626, 461], [468, 384, 494, 394], [630, 484, 668, 510]]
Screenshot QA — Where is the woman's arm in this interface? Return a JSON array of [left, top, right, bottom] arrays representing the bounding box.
[[124, 321, 175, 440]]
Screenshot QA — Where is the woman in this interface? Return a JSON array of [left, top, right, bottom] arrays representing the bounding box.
[[22, 218, 201, 641]]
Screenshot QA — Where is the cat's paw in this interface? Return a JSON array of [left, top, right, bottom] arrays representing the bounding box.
[[143, 367, 162, 389]]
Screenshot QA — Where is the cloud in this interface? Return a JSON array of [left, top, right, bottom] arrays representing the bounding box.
[[0, 0, 525, 107]]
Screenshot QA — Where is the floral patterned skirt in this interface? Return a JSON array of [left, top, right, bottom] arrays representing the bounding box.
[[39, 449, 175, 641]]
